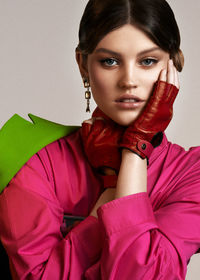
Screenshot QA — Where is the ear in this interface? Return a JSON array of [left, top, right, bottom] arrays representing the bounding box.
[[76, 51, 89, 80]]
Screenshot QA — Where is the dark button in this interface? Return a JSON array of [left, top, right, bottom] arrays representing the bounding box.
[[141, 143, 146, 150]]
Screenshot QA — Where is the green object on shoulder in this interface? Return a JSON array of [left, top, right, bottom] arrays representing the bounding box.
[[0, 113, 79, 193]]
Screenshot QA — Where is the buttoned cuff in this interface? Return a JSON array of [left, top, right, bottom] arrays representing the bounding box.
[[97, 192, 157, 237]]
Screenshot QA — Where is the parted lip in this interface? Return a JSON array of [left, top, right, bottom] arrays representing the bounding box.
[[115, 94, 145, 102]]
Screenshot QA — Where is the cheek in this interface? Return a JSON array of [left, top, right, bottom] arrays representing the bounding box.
[[88, 71, 107, 105], [141, 65, 166, 97], [88, 66, 115, 100], [89, 65, 106, 91], [142, 70, 159, 90], [143, 63, 167, 85]]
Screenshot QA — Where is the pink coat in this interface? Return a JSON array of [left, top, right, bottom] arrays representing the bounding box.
[[1, 130, 200, 279]]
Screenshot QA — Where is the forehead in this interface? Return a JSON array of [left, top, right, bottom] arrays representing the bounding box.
[[94, 24, 158, 54]]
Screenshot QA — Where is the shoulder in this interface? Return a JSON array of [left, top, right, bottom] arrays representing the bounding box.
[[7, 129, 84, 198], [28, 128, 85, 183], [166, 139, 200, 171], [0, 113, 80, 193], [153, 134, 200, 169], [149, 135, 200, 203], [162, 139, 200, 201]]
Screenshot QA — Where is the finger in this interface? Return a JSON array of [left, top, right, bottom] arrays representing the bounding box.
[[159, 68, 167, 82], [83, 116, 105, 125], [81, 118, 95, 139], [81, 117, 104, 140], [95, 117, 104, 121], [83, 120, 93, 125], [167, 60, 175, 85], [92, 118, 106, 134], [81, 121, 92, 140], [174, 68, 180, 89]]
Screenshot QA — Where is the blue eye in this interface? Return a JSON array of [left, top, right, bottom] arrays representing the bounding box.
[[100, 58, 118, 67], [141, 58, 158, 66]]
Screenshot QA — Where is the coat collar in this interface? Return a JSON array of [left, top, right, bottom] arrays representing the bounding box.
[[148, 133, 169, 166]]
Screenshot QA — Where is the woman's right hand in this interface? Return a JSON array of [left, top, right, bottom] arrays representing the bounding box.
[[120, 60, 180, 160]]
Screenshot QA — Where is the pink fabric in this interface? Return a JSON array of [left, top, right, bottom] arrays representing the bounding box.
[[1, 130, 200, 279]]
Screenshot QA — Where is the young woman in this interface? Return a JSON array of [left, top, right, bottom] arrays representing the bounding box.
[[1, 0, 200, 279]]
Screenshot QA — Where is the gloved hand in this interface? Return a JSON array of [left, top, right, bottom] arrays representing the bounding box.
[[120, 81, 179, 159], [81, 107, 125, 187]]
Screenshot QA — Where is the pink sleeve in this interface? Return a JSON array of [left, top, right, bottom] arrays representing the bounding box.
[[96, 167, 200, 279], [0, 162, 101, 279]]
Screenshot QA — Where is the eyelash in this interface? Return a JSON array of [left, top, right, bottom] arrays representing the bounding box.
[[100, 58, 118, 67], [99, 57, 159, 68], [140, 58, 158, 67]]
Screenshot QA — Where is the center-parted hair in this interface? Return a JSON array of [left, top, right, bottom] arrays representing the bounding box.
[[77, 0, 184, 71]]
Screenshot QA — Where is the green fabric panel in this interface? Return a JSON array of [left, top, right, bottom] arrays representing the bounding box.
[[0, 113, 79, 193]]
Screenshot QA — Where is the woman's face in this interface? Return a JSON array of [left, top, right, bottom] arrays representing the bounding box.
[[83, 24, 170, 126]]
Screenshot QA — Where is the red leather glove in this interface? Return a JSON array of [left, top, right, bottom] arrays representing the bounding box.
[[120, 81, 179, 159], [81, 107, 125, 187]]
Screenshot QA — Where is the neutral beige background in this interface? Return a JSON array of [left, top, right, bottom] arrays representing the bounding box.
[[1, 0, 200, 278]]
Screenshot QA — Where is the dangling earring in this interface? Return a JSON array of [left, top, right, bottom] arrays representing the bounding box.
[[83, 78, 91, 113]]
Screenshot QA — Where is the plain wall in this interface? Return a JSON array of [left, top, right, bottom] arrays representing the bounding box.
[[1, 0, 200, 278]]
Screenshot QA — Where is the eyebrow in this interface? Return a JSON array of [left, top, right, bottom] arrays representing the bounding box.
[[94, 47, 162, 57]]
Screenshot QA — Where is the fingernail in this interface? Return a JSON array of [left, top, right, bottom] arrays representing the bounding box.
[[169, 59, 173, 66]]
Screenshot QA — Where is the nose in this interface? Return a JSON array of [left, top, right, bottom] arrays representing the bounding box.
[[118, 62, 138, 90]]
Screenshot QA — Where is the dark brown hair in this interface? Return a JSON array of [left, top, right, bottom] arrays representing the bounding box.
[[77, 0, 184, 71]]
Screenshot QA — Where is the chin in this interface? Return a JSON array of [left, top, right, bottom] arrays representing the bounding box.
[[109, 109, 141, 126], [109, 114, 137, 127], [96, 106, 140, 127]]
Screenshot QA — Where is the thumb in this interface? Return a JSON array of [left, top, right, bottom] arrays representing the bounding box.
[[81, 119, 93, 140]]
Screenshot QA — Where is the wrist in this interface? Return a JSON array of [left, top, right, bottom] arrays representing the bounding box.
[[121, 148, 147, 163], [120, 132, 154, 160], [115, 148, 147, 199]]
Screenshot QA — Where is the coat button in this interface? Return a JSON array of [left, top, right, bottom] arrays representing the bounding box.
[[141, 143, 146, 150]]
